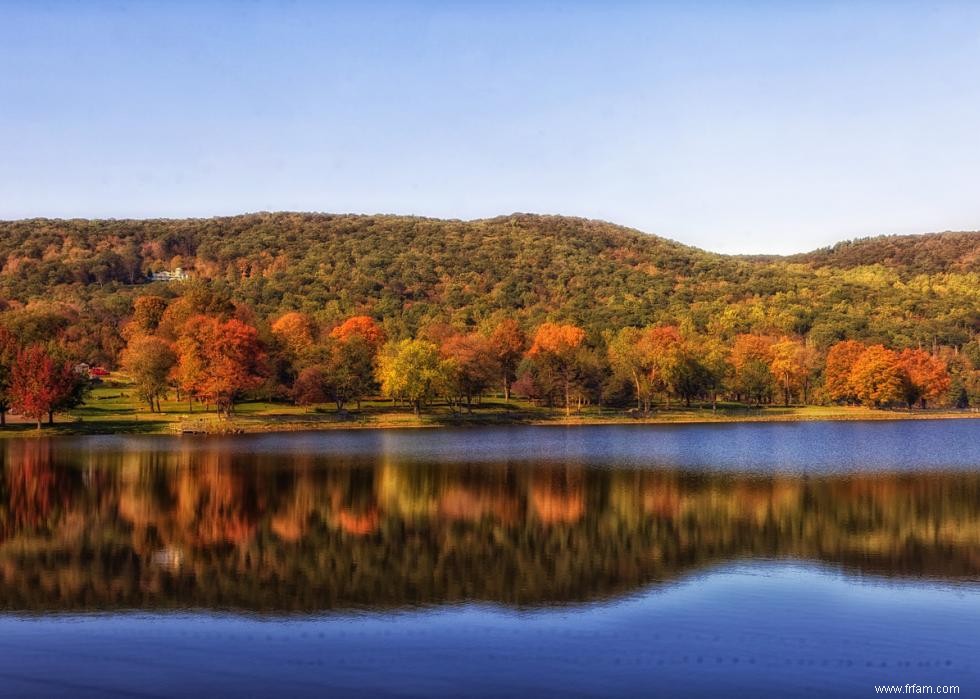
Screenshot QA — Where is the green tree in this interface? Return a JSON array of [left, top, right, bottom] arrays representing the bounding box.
[[120, 335, 177, 412], [321, 336, 376, 410]]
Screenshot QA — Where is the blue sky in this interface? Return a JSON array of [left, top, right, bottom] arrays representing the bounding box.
[[2, 1, 980, 253]]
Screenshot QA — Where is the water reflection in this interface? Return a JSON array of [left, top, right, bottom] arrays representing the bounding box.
[[0, 438, 978, 613]]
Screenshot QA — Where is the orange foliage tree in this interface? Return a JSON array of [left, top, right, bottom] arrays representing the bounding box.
[[527, 323, 586, 416], [271, 312, 314, 357], [175, 316, 266, 416], [329, 316, 386, 351], [127, 295, 169, 337], [849, 345, 903, 407], [825, 340, 866, 404], [897, 348, 950, 408], [120, 295, 170, 343], [489, 319, 527, 400], [769, 337, 810, 406]]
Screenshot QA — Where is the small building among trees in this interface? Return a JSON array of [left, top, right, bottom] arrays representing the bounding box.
[[149, 268, 190, 282]]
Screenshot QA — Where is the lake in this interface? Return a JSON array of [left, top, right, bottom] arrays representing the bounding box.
[[0, 421, 978, 697]]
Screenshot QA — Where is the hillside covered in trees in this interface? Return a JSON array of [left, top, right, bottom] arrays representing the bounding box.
[[1, 212, 978, 349], [787, 231, 980, 273], [0, 212, 978, 423]]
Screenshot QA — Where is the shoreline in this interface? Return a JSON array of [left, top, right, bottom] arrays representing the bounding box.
[[2, 403, 979, 438]]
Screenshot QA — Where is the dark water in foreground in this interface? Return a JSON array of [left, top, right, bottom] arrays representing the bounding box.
[[0, 421, 978, 697]]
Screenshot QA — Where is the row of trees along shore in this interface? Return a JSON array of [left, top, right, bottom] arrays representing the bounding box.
[[0, 287, 977, 427]]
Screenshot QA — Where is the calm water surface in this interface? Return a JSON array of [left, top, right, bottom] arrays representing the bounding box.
[[0, 421, 978, 697]]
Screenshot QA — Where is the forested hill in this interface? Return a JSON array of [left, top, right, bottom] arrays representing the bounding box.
[[0, 213, 978, 352], [788, 231, 980, 273]]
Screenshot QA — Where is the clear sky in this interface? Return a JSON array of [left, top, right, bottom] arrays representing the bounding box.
[[2, 1, 980, 254]]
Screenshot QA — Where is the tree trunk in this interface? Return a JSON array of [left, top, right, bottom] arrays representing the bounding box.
[[564, 378, 571, 417], [48, 411, 54, 425], [0, 410, 5, 426]]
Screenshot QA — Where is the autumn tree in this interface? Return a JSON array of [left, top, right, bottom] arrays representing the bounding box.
[[155, 284, 235, 340], [897, 348, 950, 409], [126, 295, 169, 337], [608, 327, 653, 411], [376, 339, 452, 415], [527, 323, 587, 416], [175, 316, 266, 416], [937, 345, 978, 410], [10, 345, 78, 428], [0, 326, 19, 426], [0, 305, 72, 347], [291, 365, 329, 408], [644, 326, 684, 407], [729, 334, 775, 405], [440, 332, 498, 412], [488, 319, 527, 400], [120, 335, 177, 412], [769, 337, 809, 406], [330, 316, 386, 351], [271, 311, 315, 357], [513, 355, 562, 407], [825, 340, 866, 404], [849, 345, 903, 408]]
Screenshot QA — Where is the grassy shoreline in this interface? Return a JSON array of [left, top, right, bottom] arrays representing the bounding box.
[[0, 382, 977, 437]]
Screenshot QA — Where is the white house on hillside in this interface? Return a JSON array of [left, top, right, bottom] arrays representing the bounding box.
[[149, 268, 190, 282]]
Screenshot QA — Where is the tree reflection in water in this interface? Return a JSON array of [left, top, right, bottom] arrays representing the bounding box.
[[0, 438, 978, 612]]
